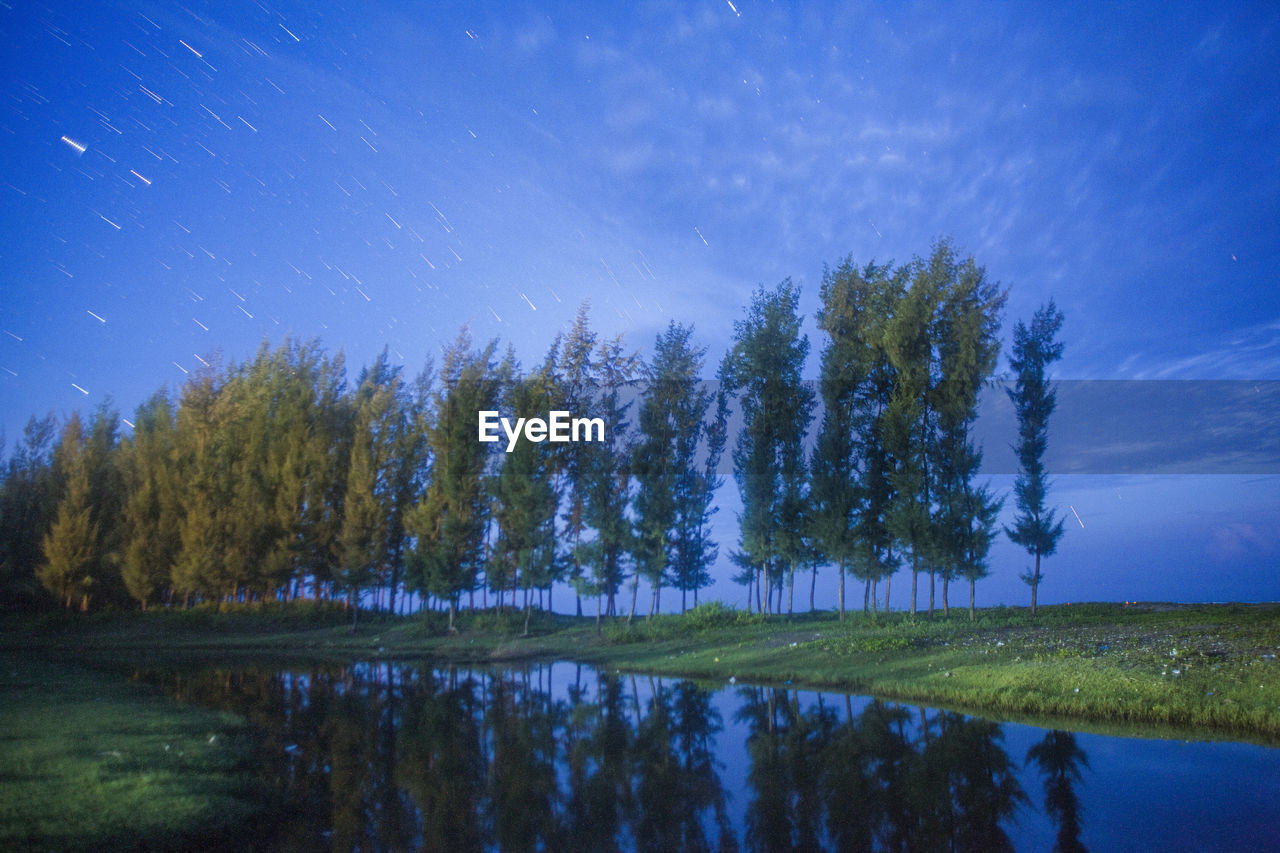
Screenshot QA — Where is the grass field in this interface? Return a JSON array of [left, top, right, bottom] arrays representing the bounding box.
[[4, 599, 1280, 741], [0, 651, 266, 852]]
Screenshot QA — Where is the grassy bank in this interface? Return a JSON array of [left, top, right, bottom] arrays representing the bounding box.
[[0, 651, 266, 852], [4, 600, 1280, 741]]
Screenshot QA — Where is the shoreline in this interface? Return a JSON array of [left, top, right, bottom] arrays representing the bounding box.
[[5, 601, 1280, 744]]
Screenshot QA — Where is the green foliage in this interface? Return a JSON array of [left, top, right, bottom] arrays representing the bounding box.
[[683, 600, 740, 630], [0, 414, 60, 608], [406, 328, 501, 629], [1006, 300, 1067, 613], [490, 354, 562, 625], [37, 415, 99, 609], [574, 336, 639, 619], [634, 321, 724, 614], [722, 280, 813, 614], [2, 240, 1050, 636], [813, 258, 907, 610], [338, 348, 426, 620], [119, 393, 180, 609]]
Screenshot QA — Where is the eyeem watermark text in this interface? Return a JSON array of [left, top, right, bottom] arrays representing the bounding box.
[[478, 410, 605, 452]]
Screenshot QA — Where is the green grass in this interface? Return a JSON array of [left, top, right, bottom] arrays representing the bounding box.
[[5, 600, 1280, 742], [0, 651, 266, 852]]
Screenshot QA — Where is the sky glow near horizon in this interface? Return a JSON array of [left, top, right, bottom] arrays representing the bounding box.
[[2, 1, 1278, 607]]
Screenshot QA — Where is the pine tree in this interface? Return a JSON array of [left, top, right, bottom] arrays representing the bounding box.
[[721, 280, 813, 616], [672, 380, 727, 611], [491, 357, 561, 635], [576, 336, 639, 623], [406, 328, 500, 631], [37, 415, 98, 609], [173, 364, 233, 603], [1005, 300, 1066, 616], [83, 401, 127, 606], [558, 302, 598, 615], [338, 363, 395, 628], [120, 392, 181, 609], [883, 254, 943, 615], [634, 322, 722, 615], [266, 340, 350, 601], [0, 414, 60, 608], [929, 245, 1006, 616], [814, 258, 875, 617]]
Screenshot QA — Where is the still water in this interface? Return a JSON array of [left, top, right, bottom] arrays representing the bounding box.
[[140, 660, 1280, 851]]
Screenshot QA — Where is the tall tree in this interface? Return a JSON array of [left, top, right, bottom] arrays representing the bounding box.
[[634, 321, 722, 615], [929, 246, 1006, 616], [338, 351, 409, 628], [671, 381, 728, 611], [491, 354, 562, 635], [172, 363, 235, 603], [37, 415, 98, 609], [407, 328, 500, 631], [812, 258, 904, 618], [810, 259, 907, 614], [1005, 300, 1066, 616], [267, 340, 352, 602], [575, 336, 639, 623], [721, 280, 813, 616], [558, 303, 598, 616], [119, 392, 181, 609], [83, 401, 127, 606], [883, 254, 942, 615], [0, 414, 60, 608]]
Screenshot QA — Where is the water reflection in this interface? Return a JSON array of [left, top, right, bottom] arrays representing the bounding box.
[[1026, 730, 1088, 853], [134, 660, 1280, 851]]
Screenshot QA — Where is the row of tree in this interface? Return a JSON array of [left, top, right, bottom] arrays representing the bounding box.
[[0, 239, 1066, 620], [0, 304, 727, 627], [726, 241, 1065, 618]]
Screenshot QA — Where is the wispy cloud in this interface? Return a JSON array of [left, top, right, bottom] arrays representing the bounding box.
[[1121, 319, 1280, 379]]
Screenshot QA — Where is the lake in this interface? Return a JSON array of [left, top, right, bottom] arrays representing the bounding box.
[[134, 659, 1280, 851]]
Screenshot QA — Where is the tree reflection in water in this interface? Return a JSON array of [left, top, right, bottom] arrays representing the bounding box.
[[141, 662, 1075, 851], [1027, 730, 1089, 853]]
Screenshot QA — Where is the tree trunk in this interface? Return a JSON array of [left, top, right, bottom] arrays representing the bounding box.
[[523, 601, 532, 637], [969, 578, 975, 621], [1031, 551, 1040, 616], [809, 563, 817, 612], [838, 558, 846, 620], [627, 571, 639, 624], [942, 575, 949, 617], [910, 556, 918, 614], [788, 566, 794, 615], [929, 570, 935, 617]]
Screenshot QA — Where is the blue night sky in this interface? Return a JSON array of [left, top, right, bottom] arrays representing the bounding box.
[[2, 1, 1278, 607]]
